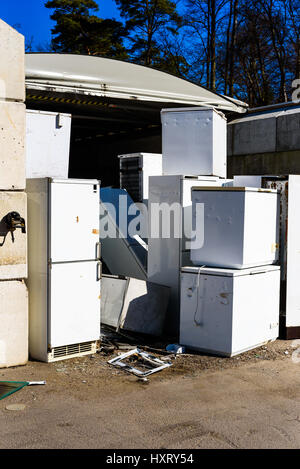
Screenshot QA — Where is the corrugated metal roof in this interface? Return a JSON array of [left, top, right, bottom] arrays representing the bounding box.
[[25, 53, 247, 113]]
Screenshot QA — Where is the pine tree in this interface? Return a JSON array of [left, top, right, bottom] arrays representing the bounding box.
[[115, 0, 182, 68], [45, 0, 128, 58]]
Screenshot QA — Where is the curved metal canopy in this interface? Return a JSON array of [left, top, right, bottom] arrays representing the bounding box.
[[25, 53, 247, 113]]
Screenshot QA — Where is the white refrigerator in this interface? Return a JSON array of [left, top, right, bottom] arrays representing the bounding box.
[[27, 178, 101, 362]]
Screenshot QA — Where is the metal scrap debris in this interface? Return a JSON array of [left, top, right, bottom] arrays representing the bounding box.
[[108, 348, 172, 378]]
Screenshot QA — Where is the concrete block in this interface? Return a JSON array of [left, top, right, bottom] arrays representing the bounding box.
[[0, 101, 25, 190], [232, 115, 277, 155], [0, 191, 27, 279], [277, 111, 300, 151], [0, 280, 28, 368], [0, 19, 25, 102]]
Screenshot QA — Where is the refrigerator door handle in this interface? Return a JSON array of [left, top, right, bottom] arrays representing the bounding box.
[[96, 242, 101, 260], [97, 261, 102, 281]]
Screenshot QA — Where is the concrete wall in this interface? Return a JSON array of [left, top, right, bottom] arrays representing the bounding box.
[[0, 20, 28, 368], [228, 106, 300, 177]]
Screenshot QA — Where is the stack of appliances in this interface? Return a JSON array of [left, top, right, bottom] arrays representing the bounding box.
[[180, 186, 281, 356], [118, 153, 163, 205], [148, 108, 229, 338], [27, 178, 101, 362], [233, 175, 300, 339]]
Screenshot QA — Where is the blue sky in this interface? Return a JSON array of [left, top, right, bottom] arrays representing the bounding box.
[[0, 0, 121, 48]]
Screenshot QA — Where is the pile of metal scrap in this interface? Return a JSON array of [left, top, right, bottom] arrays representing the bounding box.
[[108, 348, 172, 379]]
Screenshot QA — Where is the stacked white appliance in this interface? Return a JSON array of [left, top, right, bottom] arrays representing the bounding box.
[[148, 107, 228, 338], [233, 174, 300, 339], [27, 178, 101, 362], [148, 175, 222, 337], [118, 153, 163, 204], [180, 186, 281, 356]]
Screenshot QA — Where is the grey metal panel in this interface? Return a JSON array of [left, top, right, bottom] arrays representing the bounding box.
[[119, 278, 170, 336], [101, 275, 128, 328], [101, 275, 170, 336]]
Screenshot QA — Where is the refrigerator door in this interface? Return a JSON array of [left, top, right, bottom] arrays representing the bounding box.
[[49, 261, 101, 348], [50, 180, 100, 262]]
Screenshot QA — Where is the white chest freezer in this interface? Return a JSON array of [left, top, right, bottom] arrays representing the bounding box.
[[27, 178, 101, 362], [161, 107, 227, 178], [191, 186, 280, 269], [233, 174, 300, 338], [180, 265, 280, 356]]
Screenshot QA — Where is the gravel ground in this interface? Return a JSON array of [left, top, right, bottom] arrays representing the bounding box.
[[0, 338, 299, 449]]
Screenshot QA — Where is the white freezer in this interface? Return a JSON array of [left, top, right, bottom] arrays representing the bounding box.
[[50, 179, 100, 262], [180, 265, 280, 356], [233, 174, 300, 336], [27, 178, 101, 362], [191, 186, 280, 269], [161, 107, 227, 178]]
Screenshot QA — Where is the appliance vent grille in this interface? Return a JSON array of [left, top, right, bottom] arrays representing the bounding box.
[[52, 341, 95, 358]]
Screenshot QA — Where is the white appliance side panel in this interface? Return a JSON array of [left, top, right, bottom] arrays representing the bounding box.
[[26, 110, 71, 179], [212, 111, 227, 178], [148, 176, 222, 327], [49, 261, 100, 348], [180, 272, 233, 354], [182, 178, 220, 250], [147, 175, 182, 316], [243, 191, 280, 267], [50, 181, 100, 262], [142, 154, 163, 201], [231, 270, 280, 354], [162, 110, 214, 176], [233, 176, 263, 187], [286, 175, 300, 327], [27, 178, 49, 362]]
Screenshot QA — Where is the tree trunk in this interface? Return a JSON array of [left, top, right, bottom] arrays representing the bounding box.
[[224, 0, 233, 95], [210, 0, 216, 91], [228, 0, 238, 96]]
